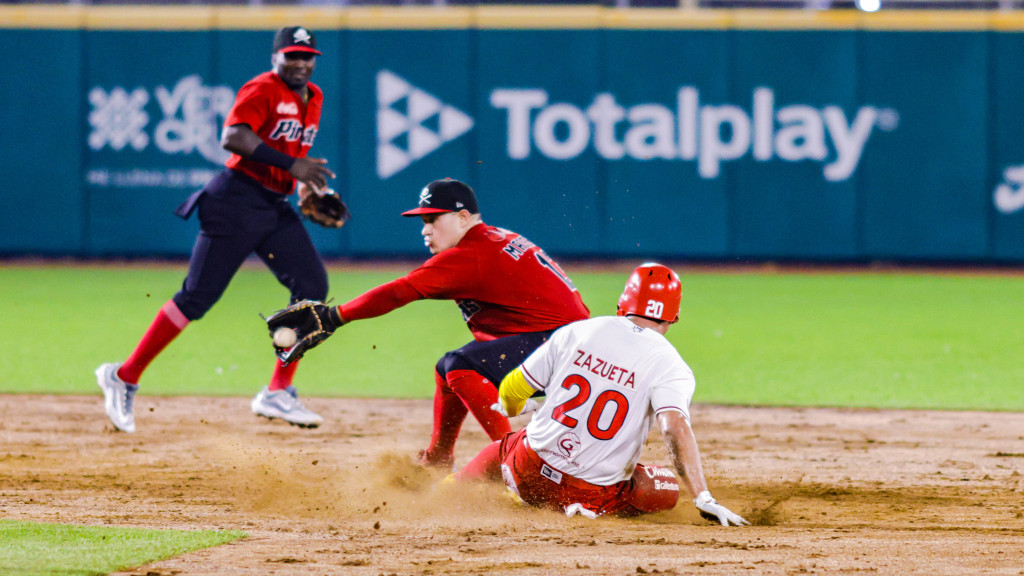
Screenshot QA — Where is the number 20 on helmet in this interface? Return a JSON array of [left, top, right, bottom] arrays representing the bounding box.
[[616, 263, 682, 323]]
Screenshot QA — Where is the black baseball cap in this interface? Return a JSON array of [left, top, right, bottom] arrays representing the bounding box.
[[402, 179, 479, 217], [273, 26, 322, 56]]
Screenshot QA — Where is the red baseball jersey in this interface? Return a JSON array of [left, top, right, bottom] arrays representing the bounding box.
[[224, 71, 322, 194], [339, 223, 590, 340]]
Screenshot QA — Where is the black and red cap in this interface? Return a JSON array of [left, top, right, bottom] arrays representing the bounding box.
[[273, 26, 322, 55], [402, 179, 479, 217]]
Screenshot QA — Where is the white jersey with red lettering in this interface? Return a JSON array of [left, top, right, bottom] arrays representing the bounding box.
[[520, 316, 695, 486]]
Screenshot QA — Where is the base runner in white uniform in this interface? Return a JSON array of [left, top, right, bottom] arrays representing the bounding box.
[[452, 263, 748, 524]]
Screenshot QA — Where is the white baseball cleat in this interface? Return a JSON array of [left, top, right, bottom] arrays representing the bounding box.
[[96, 362, 138, 433], [251, 385, 323, 429]]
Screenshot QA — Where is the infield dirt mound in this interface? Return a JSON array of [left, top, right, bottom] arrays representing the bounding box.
[[1, 395, 1023, 575]]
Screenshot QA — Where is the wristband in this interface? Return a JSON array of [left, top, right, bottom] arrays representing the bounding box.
[[249, 143, 296, 170], [328, 306, 345, 328]]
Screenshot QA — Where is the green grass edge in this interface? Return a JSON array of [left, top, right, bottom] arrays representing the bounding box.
[[0, 519, 247, 576]]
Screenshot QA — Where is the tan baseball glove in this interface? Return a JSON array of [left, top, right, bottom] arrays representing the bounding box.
[[299, 186, 350, 228]]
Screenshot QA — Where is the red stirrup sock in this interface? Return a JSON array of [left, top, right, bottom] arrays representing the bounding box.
[[118, 300, 189, 385], [445, 369, 511, 441], [423, 370, 468, 466], [269, 358, 300, 391], [454, 439, 503, 482]]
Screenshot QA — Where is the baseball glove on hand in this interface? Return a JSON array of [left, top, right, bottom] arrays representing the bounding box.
[[265, 300, 345, 365], [300, 187, 350, 228]]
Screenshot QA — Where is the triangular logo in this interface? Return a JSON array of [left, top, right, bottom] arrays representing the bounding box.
[[376, 70, 474, 180]]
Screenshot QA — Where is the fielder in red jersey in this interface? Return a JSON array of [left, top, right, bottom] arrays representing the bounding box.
[[95, 26, 336, 434], [224, 69, 323, 194], [338, 222, 588, 340], [310, 179, 590, 467]]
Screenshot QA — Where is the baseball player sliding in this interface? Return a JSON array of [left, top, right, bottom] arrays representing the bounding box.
[[263, 179, 590, 468], [451, 263, 748, 524]]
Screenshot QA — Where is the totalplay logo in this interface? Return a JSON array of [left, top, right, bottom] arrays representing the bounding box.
[[376, 70, 474, 179], [375, 71, 897, 182], [491, 87, 898, 182]]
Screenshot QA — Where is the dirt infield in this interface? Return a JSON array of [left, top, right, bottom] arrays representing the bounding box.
[[2, 394, 1022, 575]]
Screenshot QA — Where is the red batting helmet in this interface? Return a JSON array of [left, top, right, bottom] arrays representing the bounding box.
[[616, 263, 681, 323]]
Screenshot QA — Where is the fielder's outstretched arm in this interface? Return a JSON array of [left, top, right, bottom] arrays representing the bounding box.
[[264, 277, 426, 364], [335, 279, 424, 323]]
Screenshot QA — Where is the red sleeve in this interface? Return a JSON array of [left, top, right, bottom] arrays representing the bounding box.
[[403, 248, 480, 299], [338, 278, 424, 322], [224, 80, 269, 131]]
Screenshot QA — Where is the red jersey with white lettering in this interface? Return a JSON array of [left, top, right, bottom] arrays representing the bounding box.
[[224, 71, 322, 194], [338, 223, 589, 341], [520, 316, 694, 486]]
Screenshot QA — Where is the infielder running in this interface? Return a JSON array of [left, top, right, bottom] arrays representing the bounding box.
[[264, 178, 590, 468], [96, 26, 335, 433], [452, 263, 748, 524]]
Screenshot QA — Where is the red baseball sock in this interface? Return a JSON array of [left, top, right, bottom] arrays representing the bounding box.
[[268, 358, 300, 391], [445, 369, 510, 441], [118, 300, 189, 385], [423, 370, 468, 464], [454, 439, 502, 482]]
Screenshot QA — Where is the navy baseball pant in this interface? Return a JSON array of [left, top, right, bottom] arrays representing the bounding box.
[[435, 329, 557, 388], [172, 170, 328, 321]]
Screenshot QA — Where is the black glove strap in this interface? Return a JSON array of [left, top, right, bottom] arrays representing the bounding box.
[[327, 306, 344, 329]]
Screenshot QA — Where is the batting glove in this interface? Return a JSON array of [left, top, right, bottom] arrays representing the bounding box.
[[694, 490, 750, 526]]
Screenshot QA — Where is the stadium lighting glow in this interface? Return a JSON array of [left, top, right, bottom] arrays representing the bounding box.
[[856, 0, 881, 12]]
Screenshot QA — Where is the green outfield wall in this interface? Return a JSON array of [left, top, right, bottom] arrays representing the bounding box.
[[2, 6, 1023, 262]]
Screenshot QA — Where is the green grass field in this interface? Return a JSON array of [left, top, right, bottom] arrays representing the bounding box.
[[2, 262, 1022, 411], [0, 520, 244, 576]]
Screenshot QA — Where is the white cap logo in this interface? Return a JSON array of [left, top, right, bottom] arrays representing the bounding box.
[[418, 186, 432, 205], [292, 28, 313, 45]]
